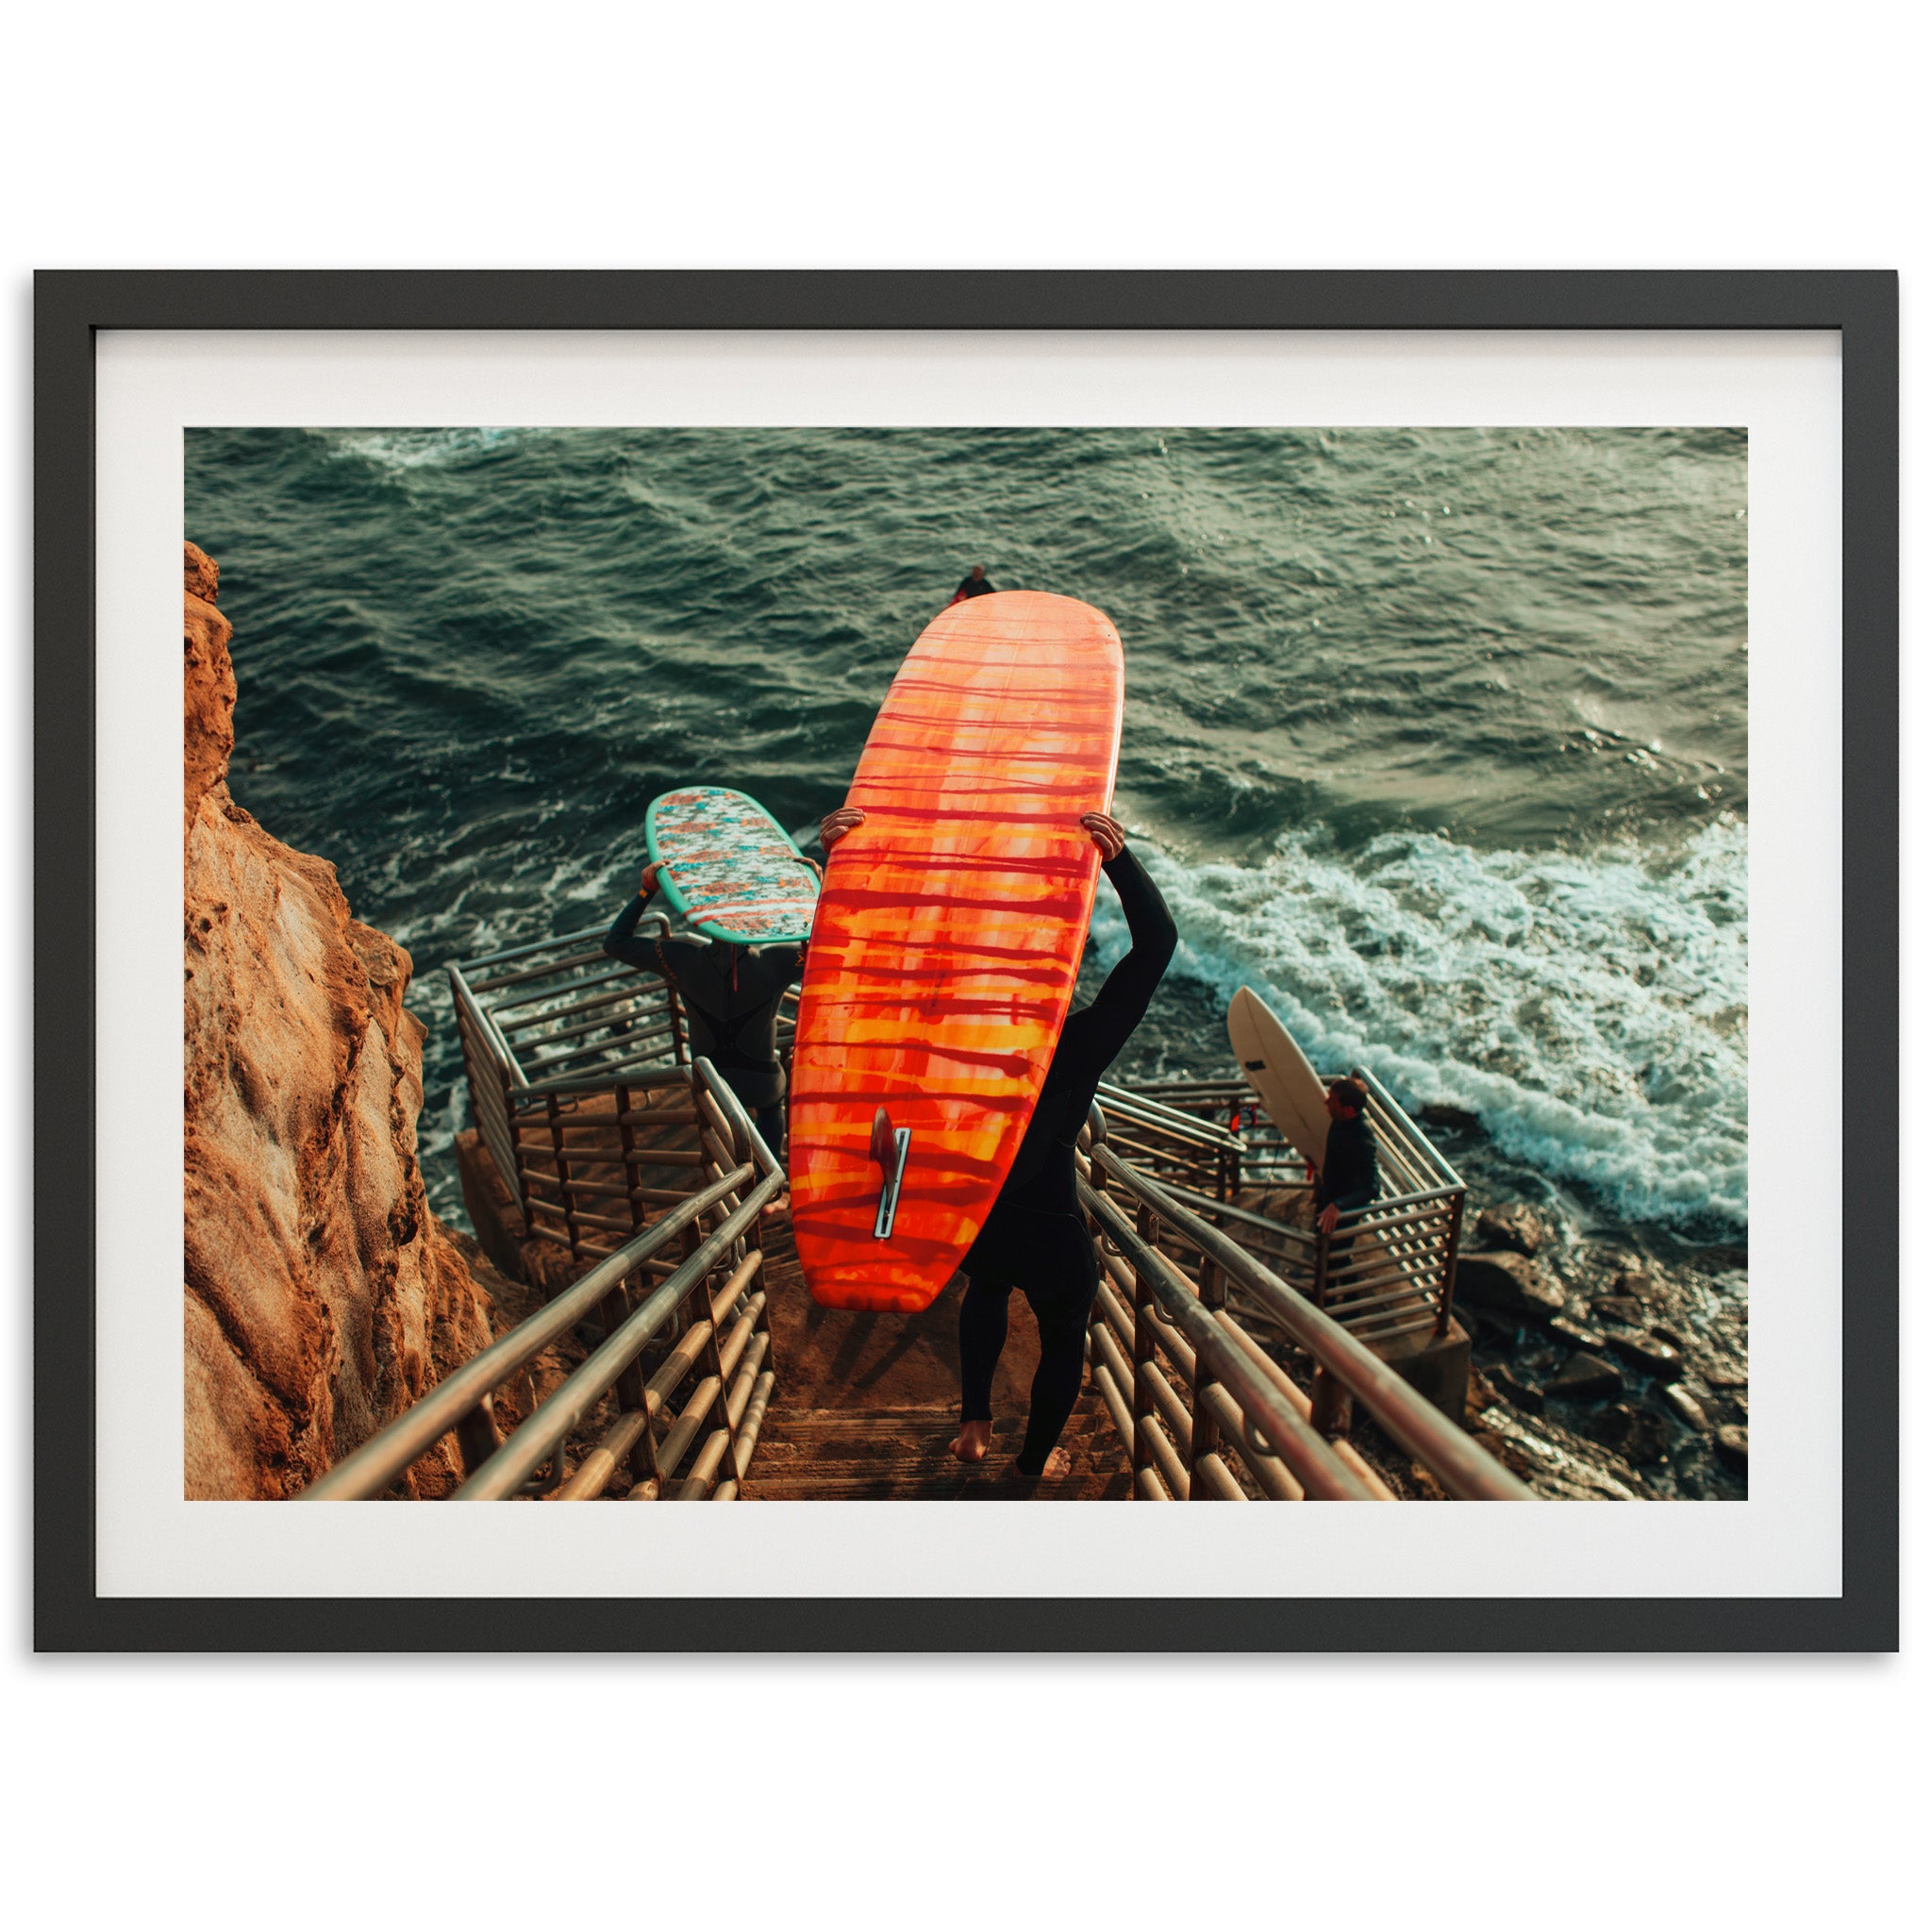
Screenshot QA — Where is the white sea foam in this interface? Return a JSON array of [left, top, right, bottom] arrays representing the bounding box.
[[1089, 819, 1748, 1229], [325, 427, 518, 472]]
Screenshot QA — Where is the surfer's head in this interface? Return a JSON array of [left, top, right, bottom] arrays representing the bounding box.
[[1324, 1077, 1366, 1120]]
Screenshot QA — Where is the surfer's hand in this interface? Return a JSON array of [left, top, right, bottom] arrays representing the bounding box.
[[821, 806, 866, 850], [1317, 1203, 1341, 1235], [1080, 811, 1126, 860], [640, 859, 666, 895]]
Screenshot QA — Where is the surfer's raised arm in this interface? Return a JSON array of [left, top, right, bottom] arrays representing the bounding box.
[[1065, 815, 1177, 1074], [602, 860, 668, 972]]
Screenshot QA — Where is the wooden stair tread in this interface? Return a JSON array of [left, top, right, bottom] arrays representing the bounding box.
[[741, 1398, 1130, 1500]]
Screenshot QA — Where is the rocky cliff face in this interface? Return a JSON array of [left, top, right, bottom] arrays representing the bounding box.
[[183, 541, 497, 1498]]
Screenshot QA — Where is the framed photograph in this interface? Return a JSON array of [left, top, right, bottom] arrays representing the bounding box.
[[35, 271, 1897, 1650]]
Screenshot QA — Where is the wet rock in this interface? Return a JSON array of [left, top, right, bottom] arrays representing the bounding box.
[[1715, 1424, 1749, 1474], [1490, 1363, 1544, 1415], [1422, 1103, 1483, 1133], [1624, 1408, 1672, 1465], [1460, 1307, 1519, 1348], [1650, 1323, 1696, 1353], [1702, 1354, 1750, 1390], [1613, 1269, 1657, 1302], [1591, 1295, 1646, 1326], [1475, 1203, 1543, 1256], [1455, 1251, 1565, 1321], [1476, 1405, 1641, 1501], [1545, 1352, 1622, 1403], [1662, 1385, 1709, 1432], [1603, 1328, 1685, 1383], [1589, 1403, 1634, 1451], [1549, 1313, 1607, 1352]]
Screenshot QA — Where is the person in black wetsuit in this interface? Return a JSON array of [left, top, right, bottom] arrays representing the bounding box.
[[602, 860, 805, 1158], [824, 803, 1176, 1483], [948, 563, 995, 605], [1311, 1076, 1380, 1233]]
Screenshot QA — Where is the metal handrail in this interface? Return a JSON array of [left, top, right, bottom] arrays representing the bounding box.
[[447, 920, 621, 974], [448, 964, 520, 1080], [1355, 1064, 1465, 1191], [1331, 1183, 1464, 1230], [1149, 1178, 1453, 1272], [466, 946, 612, 994], [1094, 1080, 1243, 1151], [456, 1169, 785, 1498], [452, 921, 678, 1092], [1121, 1067, 1461, 1188], [509, 1069, 695, 1105], [303, 1057, 780, 1502], [1081, 1186, 1373, 1500], [297, 1164, 755, 1501], [491, 964, 640, 1018], [1154, 1177, 1316, 1245], [1089, 1145, 1528, 1501]]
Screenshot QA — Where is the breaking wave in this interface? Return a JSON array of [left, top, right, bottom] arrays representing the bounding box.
[[1089, 818, 1747, 1228]]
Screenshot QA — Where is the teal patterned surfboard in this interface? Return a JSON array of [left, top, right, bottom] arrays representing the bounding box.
[[643, 786, 821, 943]]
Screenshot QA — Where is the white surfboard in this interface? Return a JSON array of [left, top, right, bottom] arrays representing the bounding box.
[[1226, 986, 1331, 1172]]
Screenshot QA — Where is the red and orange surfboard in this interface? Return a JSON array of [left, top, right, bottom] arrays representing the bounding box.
[[789, 591, 1124, 1311]]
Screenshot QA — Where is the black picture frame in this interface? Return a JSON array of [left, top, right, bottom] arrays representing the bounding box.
[[35, 270, 1899, 1652]]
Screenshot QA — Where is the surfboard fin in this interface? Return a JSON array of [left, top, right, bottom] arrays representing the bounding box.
[[870, 1106, 912, 1241]]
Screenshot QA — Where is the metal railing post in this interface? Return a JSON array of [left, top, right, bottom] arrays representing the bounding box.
[[1307, 1221, 1353, 1438], [614, 1079, 645, 1237], [1130, 1203, 1169, 1494], [1188, 1257, 1224, 1495], [546, 1093, 581, 1262], [1437, 1190, 1465, 1337], [626, 1337, 667, 1493]]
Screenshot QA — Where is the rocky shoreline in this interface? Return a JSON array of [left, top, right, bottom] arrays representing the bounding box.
[[1419, 1114, 1748, 1501]]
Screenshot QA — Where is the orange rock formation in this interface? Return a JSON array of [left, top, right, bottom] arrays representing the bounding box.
[[183, 541, 496, 1498]]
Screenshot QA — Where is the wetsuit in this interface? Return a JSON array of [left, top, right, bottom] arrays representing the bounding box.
[[1315, 1112, 1380, 1216], [949, 571, 996, 605], [958, 845, 1177, 1475], [1313, 1108, 1380, 1285], [602, 894, 802, 1155]]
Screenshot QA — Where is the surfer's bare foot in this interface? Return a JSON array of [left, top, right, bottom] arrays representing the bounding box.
[[1031, 1445, 1073, 1483], [951, 1420, 992, 1463]]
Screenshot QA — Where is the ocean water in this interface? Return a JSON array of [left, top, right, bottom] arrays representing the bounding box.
[[184, 425, 1748, 1248]]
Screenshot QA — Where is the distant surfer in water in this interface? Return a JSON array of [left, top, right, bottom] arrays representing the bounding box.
[[948, 563, 995, 605], [603, 861, 803, 1160], [821, 803, 1177, 1485]]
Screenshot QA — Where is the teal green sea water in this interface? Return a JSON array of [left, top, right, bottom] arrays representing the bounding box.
[[185, 426, 1748, 1243]]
